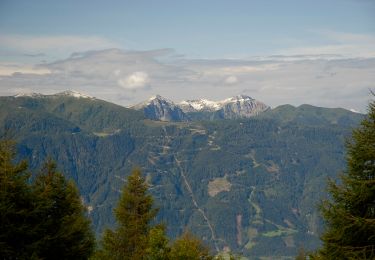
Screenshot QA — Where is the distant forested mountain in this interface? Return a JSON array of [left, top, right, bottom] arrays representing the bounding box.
[[0, 92, 363, 258]]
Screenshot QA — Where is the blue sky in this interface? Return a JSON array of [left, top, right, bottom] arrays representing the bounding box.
[[1, 0, 374, 58], [0, 0, 374, 111]]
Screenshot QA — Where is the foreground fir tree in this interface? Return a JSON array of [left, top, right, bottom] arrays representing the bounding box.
[[96, 167, 217, 260], [146, 224, 171, 260], [32, 160, 95, 259], [0, 141, 94, 259], [0, 140, 35, 259], [169, 231, 213, 260], [98, 168, 160, 259], [317, 99, 375, 259]]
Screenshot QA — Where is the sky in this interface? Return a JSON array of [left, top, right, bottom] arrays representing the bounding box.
[[0, 0, 374, 112]]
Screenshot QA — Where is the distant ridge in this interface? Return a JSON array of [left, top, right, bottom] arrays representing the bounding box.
[[10, 91, 361, 123], [14, 90, 95, 99]]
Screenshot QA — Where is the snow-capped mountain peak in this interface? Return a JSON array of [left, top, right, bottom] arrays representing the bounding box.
[[132, 94, 188, 122], [149, 95, 174, 104], [178, 95, 270, 119], [219, 95, 255, 104], [219, 95, 269, 118], [133, 94, 175, 110], [132, 94, 270, 121]]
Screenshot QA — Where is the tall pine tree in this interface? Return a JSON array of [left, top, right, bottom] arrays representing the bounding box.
[[99, 168, 159, 259], [318, 99, 375, 259], [0, 141, 95, 259], [0, 140, 36, 259], [32, 160, 95, 259]]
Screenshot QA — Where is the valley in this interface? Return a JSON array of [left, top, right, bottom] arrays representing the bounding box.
[[0, 92, 363, 258]]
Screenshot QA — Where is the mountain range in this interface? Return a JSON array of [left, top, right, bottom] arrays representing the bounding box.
[[132, 94, 270, 121], [0, 91, 363, 258]]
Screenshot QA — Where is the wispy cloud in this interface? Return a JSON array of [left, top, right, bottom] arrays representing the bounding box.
[[22, 53, 46, 58], [0, 34, 120, 61], [279, 31, 375, 58], [0, 63, 51, 76]]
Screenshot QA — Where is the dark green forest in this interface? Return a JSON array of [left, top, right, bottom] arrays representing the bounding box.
[[0, 141, 217, 259], [0, 95, 366, 258]]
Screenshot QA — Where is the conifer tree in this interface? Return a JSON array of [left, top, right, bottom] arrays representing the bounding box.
[[0, 140, 35, 259], [32, 160, 95, 259], [318, 99, 375, 259], [99, 168, 158, 259], [146, 224, 170, 260], [0, 142, 95, 259], [169, 231, 213, 260]]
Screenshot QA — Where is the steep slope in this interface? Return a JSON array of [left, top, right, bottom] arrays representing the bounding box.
[[0, 94, 364, 258], [132, 95, 189, 121]]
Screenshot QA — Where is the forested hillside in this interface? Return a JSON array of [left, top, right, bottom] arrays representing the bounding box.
[[0, 95, 363, 258]]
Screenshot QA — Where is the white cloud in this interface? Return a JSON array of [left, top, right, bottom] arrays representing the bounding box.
[[117, 71, 150, 90], [225, 76, 238, 84]]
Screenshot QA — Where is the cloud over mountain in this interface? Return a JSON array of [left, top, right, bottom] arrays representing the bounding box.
[[117, 71, 150, 90], [0, 48, 374, 112]]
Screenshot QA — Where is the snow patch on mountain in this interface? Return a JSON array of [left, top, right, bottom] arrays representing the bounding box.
[[14, 92, 44, 98], [349, 108, 361, 114], [179, 99, 221, 112], [14, 90, 94, 99], [179, 95, 270, 118], [54, 90, 94, 99]]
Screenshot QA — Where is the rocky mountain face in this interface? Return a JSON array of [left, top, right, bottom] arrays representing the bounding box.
[[180, 95, 269, 116], [217, 95, 270, 119], [135, 94, 270, 121], [132, 95, 188, 121]]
